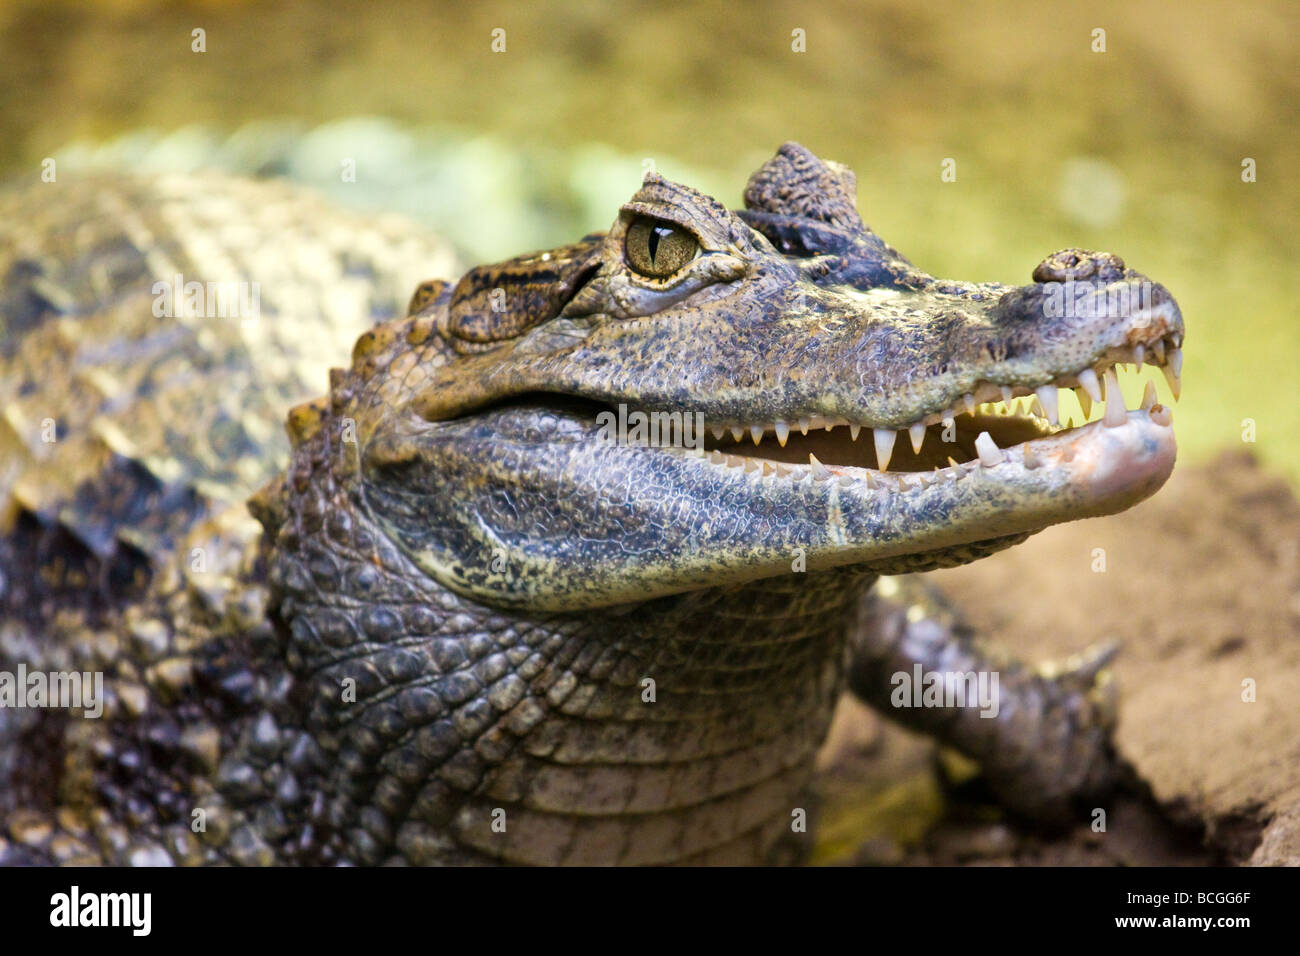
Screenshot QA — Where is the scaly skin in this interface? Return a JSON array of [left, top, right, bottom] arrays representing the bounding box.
[[0, 144, 1183, 865]]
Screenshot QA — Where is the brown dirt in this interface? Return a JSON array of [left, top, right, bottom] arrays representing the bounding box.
[[813, 450, 1300, 866]]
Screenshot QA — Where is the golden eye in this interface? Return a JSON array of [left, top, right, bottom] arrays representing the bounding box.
[[624, 216, 699, 278]]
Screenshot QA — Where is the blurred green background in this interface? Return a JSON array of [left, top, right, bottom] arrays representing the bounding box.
[[2, 0, 1296, 485]]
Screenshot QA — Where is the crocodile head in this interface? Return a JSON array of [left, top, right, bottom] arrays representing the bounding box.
[[309, 142, 1182, 611]]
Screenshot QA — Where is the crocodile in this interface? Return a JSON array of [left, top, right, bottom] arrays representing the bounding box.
[[0, 143, 1184, 866]]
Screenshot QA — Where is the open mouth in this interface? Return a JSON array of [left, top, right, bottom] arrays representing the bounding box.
[[689, 332, 1182, 488]]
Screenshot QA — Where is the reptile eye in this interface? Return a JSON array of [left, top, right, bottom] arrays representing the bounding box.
[[624, 216, 699, 278]]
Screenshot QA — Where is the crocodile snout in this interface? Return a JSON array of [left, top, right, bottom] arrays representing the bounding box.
[[1032, 248, 1127, 284]]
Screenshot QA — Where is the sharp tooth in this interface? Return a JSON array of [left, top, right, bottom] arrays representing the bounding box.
[[750, 425, 764, 445], [730, 426, 745, 442], [873, 428, 896, 471], [1141, 380, 1158, 410], [1153, 339, 1165, 363], [797, 418, 810, 435], [963, 393, 976, 415], [849, 423, 861, 441], [808, 452, 831, 480], [744, 457, 761, 472], [863, 470, 877, 489], [1150, 404, 1173, 427], [1035, 386, 1059, 424], [1162, 364, 1182, 400], [947, 456, 961, 469], [908, 421, 926, 454], [709, 426, 724, 441], [1077, 368, 1103, 403], [825, 421, 835, 432], [774, 421, 790, 447], [1102, 368, 1127, 427], [708, 451, 726, 464], [974, 431, 1002, 466], [1169, 347, 1183, 377], [1000, 385, 1014, 405], [1133, 344, 1145, 367], [1023, 443, 1042, 469], [1074, 387, 1092, 419]]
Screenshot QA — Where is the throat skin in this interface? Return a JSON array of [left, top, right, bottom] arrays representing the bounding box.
[[268, 432, 870, 864]]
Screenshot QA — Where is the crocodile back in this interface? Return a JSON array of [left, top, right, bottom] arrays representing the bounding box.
[[0, 173, 459, 626]]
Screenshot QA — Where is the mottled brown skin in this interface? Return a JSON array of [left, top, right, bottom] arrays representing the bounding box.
[[1, 145, 1183, 865]]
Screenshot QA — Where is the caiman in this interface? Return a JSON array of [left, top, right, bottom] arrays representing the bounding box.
[[0, 143, 1184, 865]]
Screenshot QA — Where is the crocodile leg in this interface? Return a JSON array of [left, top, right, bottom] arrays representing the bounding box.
[[844, 576, 1122, 824]]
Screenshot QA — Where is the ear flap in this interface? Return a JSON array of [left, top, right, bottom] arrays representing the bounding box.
[[739, 142, 864, 255], [443, 236, 602, 344]]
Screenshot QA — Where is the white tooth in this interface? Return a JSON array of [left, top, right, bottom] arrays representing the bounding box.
[[837, 474, 856, 488], [947, 456, 961, 469], [750, 425, 764, 444], [1074, 387, 1092, 419], [1150, 404, 1172, 427], [873, 428, 896, 472], [1169, 347, 1183, 377], [774, 421, 790, 447], [1077, 368, 1103, 403], [963, 393, 976, 415], [808, 452, 831, 480], [1035, 386, 1059, 424], [908, 421, 926, 454], [974, 431, 1002, 466], [730, 426, 745, 442], [849, 423, 861, 441], [1162, 364, 1182, 400], [797, 418, 810, 435], [1103, 368, 1127, 427], [710, 426, 726, 441], [1141, 380, 1158, 410], [825, 421, 835, 432], [1000, 385, 1014, 405], [708, 451, 726, 464], [1023, 443, 1042, 469], [1153, 339, 1165, 363], [1133, 344, 1145, 367]]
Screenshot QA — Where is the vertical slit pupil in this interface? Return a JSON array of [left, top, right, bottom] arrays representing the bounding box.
[[648, 224, 673, 264]]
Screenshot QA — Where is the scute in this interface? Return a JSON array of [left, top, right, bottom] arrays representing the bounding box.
[[0, 173, 460, 612]]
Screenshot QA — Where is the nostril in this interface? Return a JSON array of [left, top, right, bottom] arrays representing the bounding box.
[[1032, 248, 1126, 284]]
